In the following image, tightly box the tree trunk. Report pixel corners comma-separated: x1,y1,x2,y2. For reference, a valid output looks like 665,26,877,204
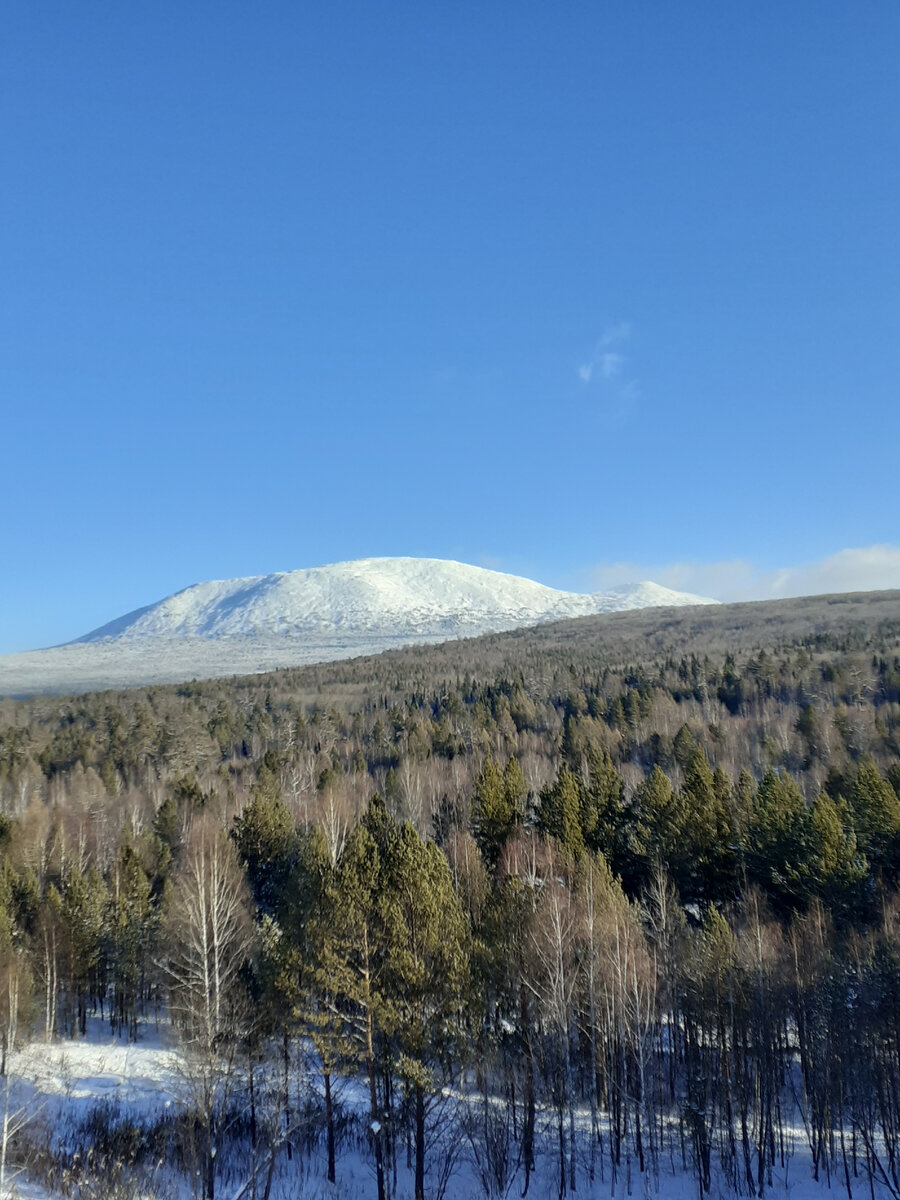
521,983,535,1197
366,1009,386,1200
325,1068,336,1184
205,1129,216,1200
282,1031,292,1161
415,1083,426,1200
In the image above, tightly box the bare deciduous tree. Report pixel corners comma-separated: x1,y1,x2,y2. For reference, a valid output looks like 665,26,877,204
163,817,255,1200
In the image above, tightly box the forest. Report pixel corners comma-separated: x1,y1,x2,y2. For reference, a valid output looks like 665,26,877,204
2,589,900,1199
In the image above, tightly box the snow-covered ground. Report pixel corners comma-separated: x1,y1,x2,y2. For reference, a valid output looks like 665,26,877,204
0,558,717,696
9,1021,180,1124
3,1020,889,1200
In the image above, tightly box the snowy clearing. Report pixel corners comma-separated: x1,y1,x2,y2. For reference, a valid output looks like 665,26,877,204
3,1019,892,1200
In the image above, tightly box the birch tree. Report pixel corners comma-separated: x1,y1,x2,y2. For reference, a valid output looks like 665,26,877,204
164,817,255,1200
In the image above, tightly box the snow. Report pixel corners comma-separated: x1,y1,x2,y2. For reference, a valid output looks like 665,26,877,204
74,559,716,643
8,1026,180,1138
4,1020,894,1200
0,558,717,696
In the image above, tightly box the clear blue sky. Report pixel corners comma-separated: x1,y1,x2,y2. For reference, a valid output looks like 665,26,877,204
2,2,899,652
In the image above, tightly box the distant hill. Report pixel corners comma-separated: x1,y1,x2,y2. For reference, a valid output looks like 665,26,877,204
199,586,900,711
0,557,715,696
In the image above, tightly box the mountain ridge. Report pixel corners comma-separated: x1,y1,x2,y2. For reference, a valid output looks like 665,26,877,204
1,557,718,696
73,557,715,644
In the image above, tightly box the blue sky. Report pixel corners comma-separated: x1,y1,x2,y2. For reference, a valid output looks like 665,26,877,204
2,2,899,652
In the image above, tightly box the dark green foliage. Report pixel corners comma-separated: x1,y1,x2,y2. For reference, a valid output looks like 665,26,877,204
232,788,296,918
537,767,585,856
681,750,737,902
629,764,679,890
745,772,820,913
810,790,867,914
471,756,526,869
849,758,900,877
581,747,626,863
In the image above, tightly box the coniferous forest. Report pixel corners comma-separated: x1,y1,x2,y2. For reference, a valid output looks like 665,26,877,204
3,590,900,1198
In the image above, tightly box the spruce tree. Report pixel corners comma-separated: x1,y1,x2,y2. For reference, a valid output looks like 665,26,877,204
232,786,296,919
629,765,682,894
680,750,736,902
108,843,153,1036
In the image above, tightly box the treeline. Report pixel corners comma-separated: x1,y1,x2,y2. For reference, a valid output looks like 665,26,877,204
3,622,900,826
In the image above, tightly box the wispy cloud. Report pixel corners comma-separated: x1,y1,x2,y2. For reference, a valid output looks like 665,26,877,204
578,323,639,413
601,352,623,378
588,544,900,602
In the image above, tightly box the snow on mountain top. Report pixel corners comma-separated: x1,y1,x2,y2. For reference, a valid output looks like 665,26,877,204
74,557,717,644
0,559,717,695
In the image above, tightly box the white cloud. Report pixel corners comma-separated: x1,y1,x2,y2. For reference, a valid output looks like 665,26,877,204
578,323,639,412
588,545,900,602
599,321,631,347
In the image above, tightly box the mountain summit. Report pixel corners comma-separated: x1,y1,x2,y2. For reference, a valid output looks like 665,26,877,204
0,558,717,695
76,557,714,643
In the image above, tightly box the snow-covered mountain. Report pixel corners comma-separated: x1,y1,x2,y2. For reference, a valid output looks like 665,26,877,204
75,558,713,642
0,558,718,696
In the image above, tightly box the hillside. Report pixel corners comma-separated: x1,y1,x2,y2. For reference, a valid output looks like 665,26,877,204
3,587,900,1200
0,557,714,695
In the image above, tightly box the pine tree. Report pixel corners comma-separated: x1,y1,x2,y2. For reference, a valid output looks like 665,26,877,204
153,792,181,876
108,844,152,1036
59,866,107,1035
809,791,867,915
538,767,586,857
629,765,683,894
380,822,470,1200
471,756,526,870
267,825,332,1177
232,786,296,919
312,807,390,1200
850,758,900,879
680,750,736,902
745,771,817,913
581,747,626,867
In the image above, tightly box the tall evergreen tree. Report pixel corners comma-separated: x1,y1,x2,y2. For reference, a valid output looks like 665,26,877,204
312,809,390,1200
108,844,152,1036
232,787,296,919
581,747,626,867
745,771,818,913
680,750,736,902
380,821,470,1200
809,790,867,915
629,765,683,894
850,758,900,879
471,757,526,871
538,767,586,857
